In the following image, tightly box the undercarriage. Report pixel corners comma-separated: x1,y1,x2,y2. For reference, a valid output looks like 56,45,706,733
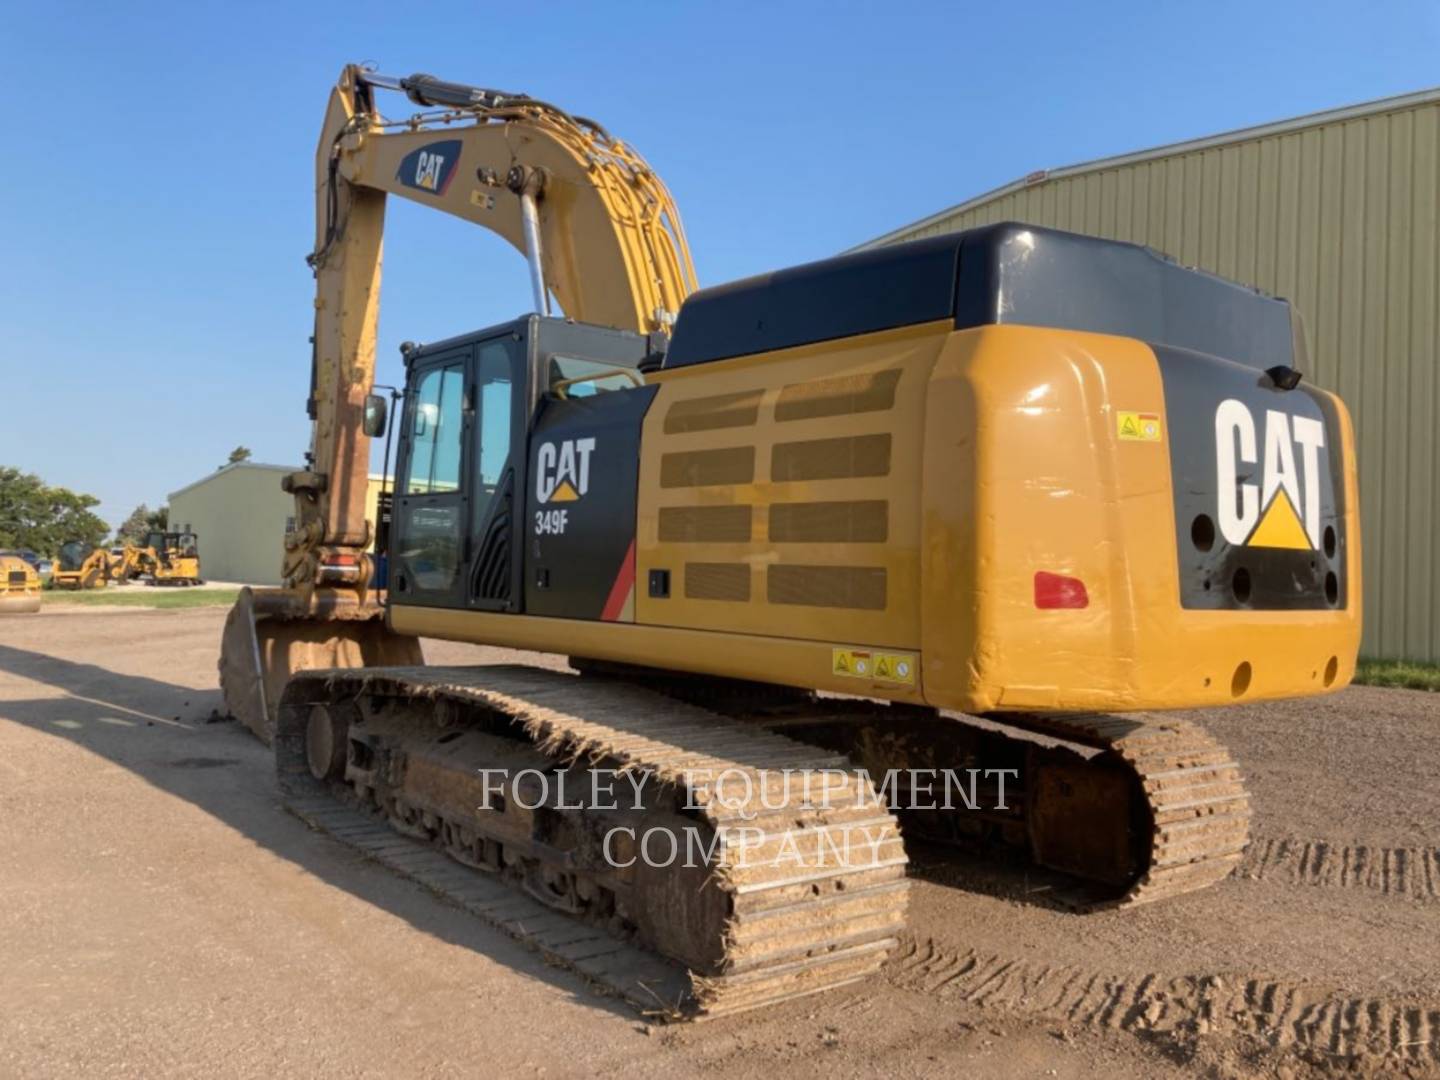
269,658,1249,1017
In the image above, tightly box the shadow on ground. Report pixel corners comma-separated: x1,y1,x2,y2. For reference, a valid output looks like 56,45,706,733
0,640,632,1021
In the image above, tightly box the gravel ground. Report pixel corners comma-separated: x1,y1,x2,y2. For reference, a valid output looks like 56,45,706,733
0,606,1435,1078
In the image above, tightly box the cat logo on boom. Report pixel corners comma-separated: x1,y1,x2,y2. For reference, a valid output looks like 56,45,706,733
1214,399,1326,551
396,140,462,196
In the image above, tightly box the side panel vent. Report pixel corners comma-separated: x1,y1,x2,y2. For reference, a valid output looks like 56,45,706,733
769,501,888,543
659,505,753,543
660,447,756,488
767,565,887,610
775,369,901,422
664,390,763,433
685,562,752,601
772,434,891,482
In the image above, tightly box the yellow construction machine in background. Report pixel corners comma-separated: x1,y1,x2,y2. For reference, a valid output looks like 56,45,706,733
47,531,204,591
142,530,203,586
49,541,111,590
0,553,42,612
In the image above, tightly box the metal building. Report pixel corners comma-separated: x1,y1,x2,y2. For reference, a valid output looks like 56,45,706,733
859,88,1440,663
169,463,391,585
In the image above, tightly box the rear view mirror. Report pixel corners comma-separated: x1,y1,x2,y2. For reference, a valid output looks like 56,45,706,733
363,393,389,437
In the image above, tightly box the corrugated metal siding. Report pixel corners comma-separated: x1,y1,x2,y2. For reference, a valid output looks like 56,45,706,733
169,467,391,586
876,100,1440,661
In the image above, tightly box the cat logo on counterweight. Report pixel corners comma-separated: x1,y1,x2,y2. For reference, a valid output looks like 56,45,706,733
1214,399,1325,550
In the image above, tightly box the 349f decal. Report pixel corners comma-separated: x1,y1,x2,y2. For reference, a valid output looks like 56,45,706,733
534,437,597,535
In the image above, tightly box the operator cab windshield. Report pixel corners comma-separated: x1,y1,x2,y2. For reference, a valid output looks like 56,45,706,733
58,541,92,571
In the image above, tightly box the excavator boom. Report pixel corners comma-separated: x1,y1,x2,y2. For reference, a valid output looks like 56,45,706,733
220,65,698,741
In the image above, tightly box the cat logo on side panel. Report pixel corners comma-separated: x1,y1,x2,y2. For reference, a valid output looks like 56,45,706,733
535,438,596,505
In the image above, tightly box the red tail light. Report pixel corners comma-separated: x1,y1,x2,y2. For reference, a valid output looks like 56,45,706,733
1034,571,1089,609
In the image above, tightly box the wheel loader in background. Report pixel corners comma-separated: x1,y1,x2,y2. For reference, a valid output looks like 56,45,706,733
218,65,1361,1017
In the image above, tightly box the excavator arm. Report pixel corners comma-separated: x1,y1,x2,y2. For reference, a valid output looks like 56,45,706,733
292,64,695,597
220,64,697,742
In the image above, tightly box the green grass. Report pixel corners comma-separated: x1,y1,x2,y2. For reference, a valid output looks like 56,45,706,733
1352,657,1440,692
43,586,241,610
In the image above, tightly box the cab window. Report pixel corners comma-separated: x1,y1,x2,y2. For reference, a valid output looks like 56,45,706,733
548,355,637,398
406,363,465,494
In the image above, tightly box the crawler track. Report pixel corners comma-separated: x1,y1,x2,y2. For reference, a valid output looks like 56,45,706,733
993,712,1252,907
275,665,908,1018
642,681,1254,909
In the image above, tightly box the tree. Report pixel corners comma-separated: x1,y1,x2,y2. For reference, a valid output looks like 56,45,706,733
0,467,110,555
224,446,252,468
117,504,154,545
146,505,169,532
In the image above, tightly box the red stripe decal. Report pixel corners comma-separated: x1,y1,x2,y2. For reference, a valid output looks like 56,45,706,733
600,540,637,621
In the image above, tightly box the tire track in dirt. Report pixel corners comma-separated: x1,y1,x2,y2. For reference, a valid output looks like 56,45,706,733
1238,836,1440,901
886,935,1440,1068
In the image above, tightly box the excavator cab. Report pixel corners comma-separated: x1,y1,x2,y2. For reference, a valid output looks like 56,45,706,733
384,315,653,615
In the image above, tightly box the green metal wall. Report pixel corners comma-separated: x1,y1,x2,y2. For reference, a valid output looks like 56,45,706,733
870,96,1440,661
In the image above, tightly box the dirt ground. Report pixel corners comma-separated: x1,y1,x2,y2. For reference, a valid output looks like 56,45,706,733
0,607,1436,1078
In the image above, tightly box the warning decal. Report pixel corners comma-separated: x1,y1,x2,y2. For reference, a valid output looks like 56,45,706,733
1117,411,1163,442
832,648,917,686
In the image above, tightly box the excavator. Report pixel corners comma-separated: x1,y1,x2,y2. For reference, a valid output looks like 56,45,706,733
142,529,203,586
108,543,149,584
105,532,203,587
219,65,1361,1017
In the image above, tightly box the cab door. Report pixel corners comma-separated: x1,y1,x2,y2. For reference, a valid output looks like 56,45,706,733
391,335,525,611
392,347,473,608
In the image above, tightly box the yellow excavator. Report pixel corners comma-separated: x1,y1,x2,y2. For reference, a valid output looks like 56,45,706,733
102,533,202,587
142,529,203,586
219,66,1361,1017
108,543,149,584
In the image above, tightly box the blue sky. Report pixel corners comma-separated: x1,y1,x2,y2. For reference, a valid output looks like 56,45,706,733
2,0,1436,529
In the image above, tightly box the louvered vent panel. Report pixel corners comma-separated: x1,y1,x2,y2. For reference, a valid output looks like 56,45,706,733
685,562,752,601
771,435,891,482
769,501,888,543
660,447,756,488
659,505,753,543
767,565,887,610
774,369,901,421
664,390,763,433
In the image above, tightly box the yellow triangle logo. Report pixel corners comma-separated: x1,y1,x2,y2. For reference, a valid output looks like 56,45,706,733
1246,489,1311,550
833,651,850,675
549,480,580,503
1120,416,1139,437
